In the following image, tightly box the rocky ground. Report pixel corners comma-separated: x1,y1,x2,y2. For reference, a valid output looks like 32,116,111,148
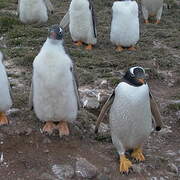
0,0,180,180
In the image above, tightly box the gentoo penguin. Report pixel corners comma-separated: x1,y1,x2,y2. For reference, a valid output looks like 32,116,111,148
0,51,12,126
141,0,164,24
60,0,97,50
29,25,81,136
110,0,139,52
18,0,54,24
95,66,163,173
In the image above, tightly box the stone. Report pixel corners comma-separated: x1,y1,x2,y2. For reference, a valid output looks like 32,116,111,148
167,163,178,174
132,164,143,174
97,173,110,180
39,172,58,180
75,157,98,179
165,150,177,157
83,97,100,109
43,137,52,144
52,164,74,179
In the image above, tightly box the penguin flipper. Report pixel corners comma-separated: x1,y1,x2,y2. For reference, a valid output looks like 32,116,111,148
8,79,13,103
60,11,70,29
149,91,163,131
29,80,34,111
88,0,97,38
95,91,115,133
71,63,81,110
44,0,54,13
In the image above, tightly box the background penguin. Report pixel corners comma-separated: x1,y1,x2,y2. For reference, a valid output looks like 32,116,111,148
0,51,12,126
60,0,97,50
29,25,81,136
141,0,164,24
18,0,54,24
110,0,139,52
95,66,163,173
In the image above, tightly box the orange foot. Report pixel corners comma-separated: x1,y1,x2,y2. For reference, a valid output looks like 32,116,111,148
42,121,56,135
120,154,132,173
155,20,160,24
57,121,70,137
128,46,136,51
144,20,149,24
85,44,92,50
131,147,145,161
74,41,83,46
116,46,123,52
0,112,9,126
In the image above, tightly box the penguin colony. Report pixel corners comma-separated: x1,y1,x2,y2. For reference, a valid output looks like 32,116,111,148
0,0,165,174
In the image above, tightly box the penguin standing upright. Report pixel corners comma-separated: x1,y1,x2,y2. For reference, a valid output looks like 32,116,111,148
0,51,12,126
18,0,54,24
141,0,164,24
110,0,139,52
60,0,97,50
95,66,163,173
29,25,80,136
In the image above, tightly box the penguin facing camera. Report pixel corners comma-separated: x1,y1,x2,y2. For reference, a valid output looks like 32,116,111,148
18,0,54,24
29,25,81,137
95,66,163,173
60,0,97,50
110,0,139,52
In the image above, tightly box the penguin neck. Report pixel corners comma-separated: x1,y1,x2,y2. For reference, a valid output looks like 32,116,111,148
122,77,143,87
46,38,65,51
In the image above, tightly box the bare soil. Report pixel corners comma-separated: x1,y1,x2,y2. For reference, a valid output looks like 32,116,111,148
0,0,180,180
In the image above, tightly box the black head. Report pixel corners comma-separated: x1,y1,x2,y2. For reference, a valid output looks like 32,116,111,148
48,25,63,40
124,66,146,86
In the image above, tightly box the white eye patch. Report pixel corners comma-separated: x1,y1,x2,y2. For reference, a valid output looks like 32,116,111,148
130,66,145,75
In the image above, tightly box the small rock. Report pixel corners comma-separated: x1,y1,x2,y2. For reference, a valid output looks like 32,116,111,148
99,80,108,89
167,163,178,174
52,164,74,179
25,128,32,136
176,111,180,120
175,158,180,162
44,149,49,153
150,177,158,180
165,150,177,157
75,157,98,179
159,177,166,180
83,97,100,109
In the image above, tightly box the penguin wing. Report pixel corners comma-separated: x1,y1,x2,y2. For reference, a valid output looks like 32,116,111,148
88,0,97,38
29,79,34,111
8,79,13,102
44,0,54,13
59,11,70,29
71,63,81,110
95,91,115,133
149,91,163,131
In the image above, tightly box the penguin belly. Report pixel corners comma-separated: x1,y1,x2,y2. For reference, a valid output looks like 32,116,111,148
19,0,48,23
69,0,97,45
142,0,163,15
0,63,12,112
33,42,78,122
110,1,139,47
109,82,152,152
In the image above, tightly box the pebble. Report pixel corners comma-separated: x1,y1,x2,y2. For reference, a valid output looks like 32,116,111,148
132,164,144,174
75,157,98,179
97,173,109,180
83,97,100,109
43,137,52,144
167,163,178,174
165,150,177,157
39,172,58,180
52,164,74,179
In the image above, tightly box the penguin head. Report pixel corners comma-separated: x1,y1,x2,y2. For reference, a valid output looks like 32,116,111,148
48,25,63,40
124,66,146,86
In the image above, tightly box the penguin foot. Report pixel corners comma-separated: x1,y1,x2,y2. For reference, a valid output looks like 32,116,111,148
42,121,56,135
155,20,160,24
85,44,92,50
57,121,69,137
144,20,149,24
128,46,136,51
119,154,132,173
74,41,83,46
131,148,145,162
0,112,8,126
116,46,123,52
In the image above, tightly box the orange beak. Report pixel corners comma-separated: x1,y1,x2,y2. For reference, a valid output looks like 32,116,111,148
138,78,145,84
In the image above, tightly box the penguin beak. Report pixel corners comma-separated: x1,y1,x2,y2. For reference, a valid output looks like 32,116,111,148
50,32,57,39
138,78,145,84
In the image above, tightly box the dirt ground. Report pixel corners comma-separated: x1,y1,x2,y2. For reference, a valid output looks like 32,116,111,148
0,0,180,180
